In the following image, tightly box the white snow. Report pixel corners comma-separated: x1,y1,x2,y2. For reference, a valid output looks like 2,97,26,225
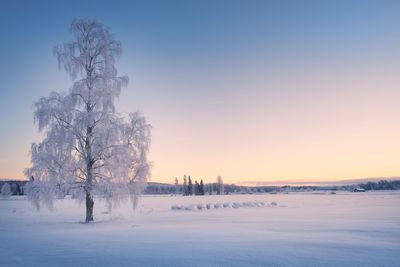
0,191,399,266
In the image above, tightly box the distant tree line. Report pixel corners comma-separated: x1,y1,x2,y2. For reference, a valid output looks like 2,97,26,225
358,180,400,190
145,176,225,195
1,179,400,197
143,179,400,195
182,175,223,196
0,181,27,196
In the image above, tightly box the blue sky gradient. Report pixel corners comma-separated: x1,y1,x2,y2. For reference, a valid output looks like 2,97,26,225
1,0,399,182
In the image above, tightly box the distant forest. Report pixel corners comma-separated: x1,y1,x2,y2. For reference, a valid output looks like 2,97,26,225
144,179,400,195
1,179,400,196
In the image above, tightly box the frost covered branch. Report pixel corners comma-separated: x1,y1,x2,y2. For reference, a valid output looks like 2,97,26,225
25,19,151,222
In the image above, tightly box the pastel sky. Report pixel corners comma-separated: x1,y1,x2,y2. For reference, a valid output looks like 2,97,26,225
0,0,399,184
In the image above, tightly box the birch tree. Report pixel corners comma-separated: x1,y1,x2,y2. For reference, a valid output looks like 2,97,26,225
1,183,11,199
24,19,151,222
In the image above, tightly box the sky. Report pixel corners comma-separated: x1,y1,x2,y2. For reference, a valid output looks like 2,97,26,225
0,0,399,184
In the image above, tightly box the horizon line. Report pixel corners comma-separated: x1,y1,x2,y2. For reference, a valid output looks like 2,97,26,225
2,176,400,186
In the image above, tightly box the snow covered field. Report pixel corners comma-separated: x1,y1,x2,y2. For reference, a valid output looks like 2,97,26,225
0,192,399,266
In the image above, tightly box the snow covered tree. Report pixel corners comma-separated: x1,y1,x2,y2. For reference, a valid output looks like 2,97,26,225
188,176,193,195
174,177,179,195
183,175,187,196
11,183,22,195
1,183,12,199
24,19,151,222
194,181,200,195
217,176,224,195
200,180,204,195
208,184,213,195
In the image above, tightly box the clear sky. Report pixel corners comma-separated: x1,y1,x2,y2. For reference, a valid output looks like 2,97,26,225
0,0,399,184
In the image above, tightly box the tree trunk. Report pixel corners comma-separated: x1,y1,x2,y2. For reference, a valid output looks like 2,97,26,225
85,191,94,223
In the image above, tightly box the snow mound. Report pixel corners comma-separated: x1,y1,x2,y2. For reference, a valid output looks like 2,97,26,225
197,204,205,210
183,205,195,211
232,202,241,208
214,203,222,209
171,205,183,210
171,201,272,211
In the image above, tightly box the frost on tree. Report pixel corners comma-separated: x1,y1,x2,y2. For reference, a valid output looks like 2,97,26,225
1,183,12,199
24,19,151,222
217,176,224,195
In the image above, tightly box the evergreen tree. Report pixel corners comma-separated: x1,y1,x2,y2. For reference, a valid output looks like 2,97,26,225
217,176,224,195
183,175,187,196
200,180,204,195
188,176,193,195
195,181,200,195
174,177,179,195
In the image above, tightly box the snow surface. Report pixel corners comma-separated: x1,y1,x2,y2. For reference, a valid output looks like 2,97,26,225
0,191,399,266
